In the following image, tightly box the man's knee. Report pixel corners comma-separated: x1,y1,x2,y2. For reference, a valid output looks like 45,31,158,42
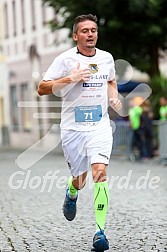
92,164,107,182
72,172,87,190
93,170,106,182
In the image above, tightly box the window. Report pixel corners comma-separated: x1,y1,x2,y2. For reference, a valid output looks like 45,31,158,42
20,83,32,131
42,3,46,26
12,0,17,36
4,3,9,38
0,98,5,125
10,85,19,131
21,0,25,33
31,0,36,30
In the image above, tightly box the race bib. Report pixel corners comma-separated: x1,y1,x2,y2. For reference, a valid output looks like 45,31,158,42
74,105,102,123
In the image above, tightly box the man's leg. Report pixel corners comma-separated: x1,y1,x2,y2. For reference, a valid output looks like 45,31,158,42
63,171,87,221
91,163,110,251
61,130,88,221
92,163,109,231
68,171,87,197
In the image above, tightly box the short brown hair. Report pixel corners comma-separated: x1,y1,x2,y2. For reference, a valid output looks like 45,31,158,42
73,14,98,33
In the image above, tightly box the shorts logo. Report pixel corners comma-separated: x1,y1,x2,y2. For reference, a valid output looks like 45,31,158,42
97,204,104,211
89,64,99,74
67,162,71,169
98,153,109,160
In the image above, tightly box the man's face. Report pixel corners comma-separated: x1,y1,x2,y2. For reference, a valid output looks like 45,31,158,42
160,97,166,106
73,20,98,49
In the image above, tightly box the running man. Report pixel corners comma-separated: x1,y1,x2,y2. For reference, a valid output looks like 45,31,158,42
38,14,122,252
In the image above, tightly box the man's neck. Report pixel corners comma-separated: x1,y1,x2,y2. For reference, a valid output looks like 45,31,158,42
77,47,96,57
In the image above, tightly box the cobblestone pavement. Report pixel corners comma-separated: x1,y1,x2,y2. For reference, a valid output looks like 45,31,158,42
0,148,167,252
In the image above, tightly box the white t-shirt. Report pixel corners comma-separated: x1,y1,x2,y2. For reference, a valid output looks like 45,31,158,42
43,47,115,131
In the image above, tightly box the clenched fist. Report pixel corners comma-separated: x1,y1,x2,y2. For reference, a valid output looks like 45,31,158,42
109,98,122,111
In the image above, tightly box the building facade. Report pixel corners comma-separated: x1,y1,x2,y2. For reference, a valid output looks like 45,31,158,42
0,1,10,147
1,0,71,149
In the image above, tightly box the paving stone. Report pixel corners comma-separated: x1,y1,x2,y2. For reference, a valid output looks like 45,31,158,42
0,149,167,251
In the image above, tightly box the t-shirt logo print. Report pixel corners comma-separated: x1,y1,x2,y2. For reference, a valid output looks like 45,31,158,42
89,64,99,74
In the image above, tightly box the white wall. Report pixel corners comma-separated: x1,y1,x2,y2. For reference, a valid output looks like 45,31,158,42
0,1,10,146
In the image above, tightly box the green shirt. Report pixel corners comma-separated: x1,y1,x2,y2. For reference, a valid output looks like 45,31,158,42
129,106,142,130
159,105,167,121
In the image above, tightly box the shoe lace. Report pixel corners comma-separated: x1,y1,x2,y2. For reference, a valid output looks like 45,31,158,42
95,224,107,240
96,224,104,234
66,195,76,210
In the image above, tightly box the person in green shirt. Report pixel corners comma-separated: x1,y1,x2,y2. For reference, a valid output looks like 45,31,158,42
159,97,167,121
129,98,143,159
129,106,143,130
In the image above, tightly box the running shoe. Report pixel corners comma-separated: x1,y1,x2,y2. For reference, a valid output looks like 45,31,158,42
63,188,78,221
91,230,109,252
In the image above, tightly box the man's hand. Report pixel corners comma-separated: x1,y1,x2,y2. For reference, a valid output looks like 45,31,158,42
69,63,91,83
109,98,122,111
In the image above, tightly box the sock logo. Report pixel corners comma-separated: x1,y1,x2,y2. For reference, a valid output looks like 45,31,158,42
97,204,104,211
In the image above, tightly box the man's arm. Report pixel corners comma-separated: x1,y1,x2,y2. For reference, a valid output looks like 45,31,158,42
38,77,72,96
38,63,91,96
108,79,118,98
108,79,122,111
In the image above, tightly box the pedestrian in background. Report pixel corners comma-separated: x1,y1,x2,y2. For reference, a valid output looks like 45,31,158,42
38,14,122,252
159,97,167,121
128,97,143,160
140,100,154,159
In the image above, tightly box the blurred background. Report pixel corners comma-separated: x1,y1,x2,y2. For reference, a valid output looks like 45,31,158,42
0,0,167,162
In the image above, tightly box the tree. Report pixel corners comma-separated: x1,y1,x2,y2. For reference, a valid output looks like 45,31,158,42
42,0,167,78
150,74,167,118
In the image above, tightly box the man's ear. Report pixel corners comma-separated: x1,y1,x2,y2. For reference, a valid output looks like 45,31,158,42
73,33,78,42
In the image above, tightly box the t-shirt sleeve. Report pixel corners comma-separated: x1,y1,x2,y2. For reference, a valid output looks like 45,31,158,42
108,54,116,81
43,56,66,81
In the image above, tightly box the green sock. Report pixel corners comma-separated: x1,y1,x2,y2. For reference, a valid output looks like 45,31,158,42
68,176,78,197
94,181,109,231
